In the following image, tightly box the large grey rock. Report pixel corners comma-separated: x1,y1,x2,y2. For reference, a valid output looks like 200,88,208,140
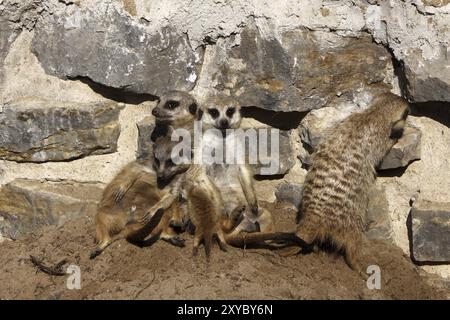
0,97,122,162
379,126,422,170
198,20,391,112
402,50,450,103
31,2,203,97
410,200,450,263
0,179,103,239
366,0,450,103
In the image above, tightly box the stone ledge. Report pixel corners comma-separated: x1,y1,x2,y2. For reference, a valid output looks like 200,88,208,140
0,97,122,162
0,178,103,239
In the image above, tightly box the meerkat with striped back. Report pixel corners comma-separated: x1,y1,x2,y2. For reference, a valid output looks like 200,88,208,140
293,92,410,275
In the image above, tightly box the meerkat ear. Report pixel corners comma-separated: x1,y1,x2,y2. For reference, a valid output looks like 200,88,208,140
188,103,198,115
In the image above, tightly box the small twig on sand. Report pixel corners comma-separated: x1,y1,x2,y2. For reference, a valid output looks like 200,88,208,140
30,255,68,276
134,271,156,299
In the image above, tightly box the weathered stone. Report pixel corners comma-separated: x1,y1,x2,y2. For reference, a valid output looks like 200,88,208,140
403,56,450,103
0,179,103,239
0,0,44,31
421,0,450,7
0,15,19,87
366,0,450,103
252,129,295,176
379,126,422,170
365,185,393,241
275,182,303,208
31,2,203,97
136,116,155,160
0,97,122,162
410,200,450,263
198,20,390,112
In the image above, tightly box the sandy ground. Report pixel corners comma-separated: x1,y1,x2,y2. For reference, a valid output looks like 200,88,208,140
0,202,448,300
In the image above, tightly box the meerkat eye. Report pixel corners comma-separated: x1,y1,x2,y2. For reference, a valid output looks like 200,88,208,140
208,108,219,119
226,107,235,117
165,100,180,110
154,157,160,167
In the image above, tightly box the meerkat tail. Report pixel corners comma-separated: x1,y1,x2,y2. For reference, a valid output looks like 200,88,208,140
225,231,307,248
203,230,214,261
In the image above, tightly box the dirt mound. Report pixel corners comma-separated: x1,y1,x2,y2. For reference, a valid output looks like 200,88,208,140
0,202,446,299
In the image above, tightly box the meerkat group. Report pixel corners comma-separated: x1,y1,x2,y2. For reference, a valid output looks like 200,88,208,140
91,89,409,276
92,91,297,260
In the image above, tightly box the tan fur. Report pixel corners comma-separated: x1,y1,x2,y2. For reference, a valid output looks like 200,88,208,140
184,165,228,260
295,92,410,275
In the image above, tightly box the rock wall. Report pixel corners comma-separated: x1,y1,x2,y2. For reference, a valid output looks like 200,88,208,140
0,0,449,278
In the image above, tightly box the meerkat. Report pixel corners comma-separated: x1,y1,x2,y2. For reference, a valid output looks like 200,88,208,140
293,92,409,274
90,138,190,259
199,94,275,236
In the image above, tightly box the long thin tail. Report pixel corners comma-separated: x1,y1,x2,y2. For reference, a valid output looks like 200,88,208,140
224,231,308,248
203,230,213,262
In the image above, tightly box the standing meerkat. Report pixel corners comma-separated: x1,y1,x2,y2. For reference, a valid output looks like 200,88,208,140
199,94,275,235
294,92,409,274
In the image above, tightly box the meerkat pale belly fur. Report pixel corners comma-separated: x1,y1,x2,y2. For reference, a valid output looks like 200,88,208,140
295,92,410,273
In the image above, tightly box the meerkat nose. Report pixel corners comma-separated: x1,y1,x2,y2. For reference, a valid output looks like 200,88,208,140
219,119,229,128
152,108,159,116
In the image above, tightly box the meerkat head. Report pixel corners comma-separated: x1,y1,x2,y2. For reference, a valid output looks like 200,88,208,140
202,94,241,130
151,91,201,127
152,136,190,187
374,93,410,140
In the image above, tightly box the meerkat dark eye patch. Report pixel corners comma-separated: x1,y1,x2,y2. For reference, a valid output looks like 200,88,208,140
188,103,198,115
402,108,410,120
166,159,175,167
390,120,405,139
226,107,235,117
208,108,219,119
165,100,180,110
154,157,160,167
